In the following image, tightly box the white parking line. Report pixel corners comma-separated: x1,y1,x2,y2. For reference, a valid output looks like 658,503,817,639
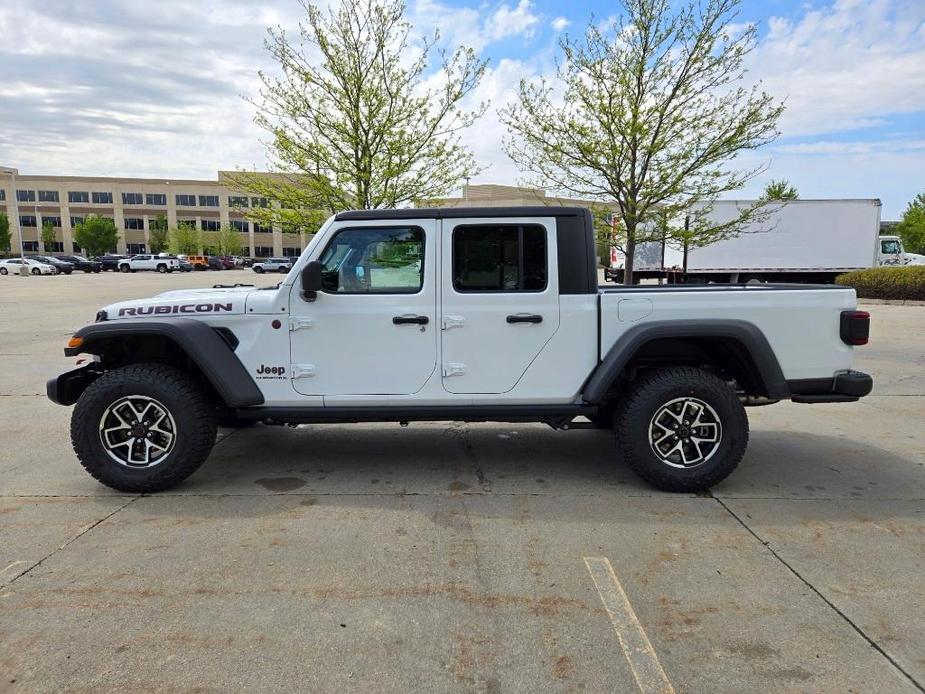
0,561,28,578
584,556,675,694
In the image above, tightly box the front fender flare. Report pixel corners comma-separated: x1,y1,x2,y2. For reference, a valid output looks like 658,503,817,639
63,319,264,408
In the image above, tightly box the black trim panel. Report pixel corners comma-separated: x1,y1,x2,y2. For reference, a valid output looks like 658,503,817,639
63,319,264,408
789,370,873,403
235,404,593,424
556,209,597,295
46,364,103,406
582,319,789,402
335,206,589,221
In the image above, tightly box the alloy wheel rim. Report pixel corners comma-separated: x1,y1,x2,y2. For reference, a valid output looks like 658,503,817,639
647,397,722,469
98,395,176,468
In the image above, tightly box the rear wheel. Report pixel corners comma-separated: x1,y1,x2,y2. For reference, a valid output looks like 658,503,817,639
614,366,748,492
71,364,218,493
0,267,7,275
254,266,264,274
119,264,130,273
278,266,288,273
31,267,40,275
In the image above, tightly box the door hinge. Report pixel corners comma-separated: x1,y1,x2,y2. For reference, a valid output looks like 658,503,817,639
442,315,466,330
443,363,466,377
291,364,316,379
289,317,314,331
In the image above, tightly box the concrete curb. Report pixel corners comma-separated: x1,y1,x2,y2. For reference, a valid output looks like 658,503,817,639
859,299,925,306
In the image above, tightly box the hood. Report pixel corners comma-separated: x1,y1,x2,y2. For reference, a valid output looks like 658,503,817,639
101,285,257,320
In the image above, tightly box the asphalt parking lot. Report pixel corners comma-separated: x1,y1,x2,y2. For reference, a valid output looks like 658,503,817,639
0,271,923,693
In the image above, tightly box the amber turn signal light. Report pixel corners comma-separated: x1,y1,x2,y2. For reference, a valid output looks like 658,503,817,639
67,336,84,349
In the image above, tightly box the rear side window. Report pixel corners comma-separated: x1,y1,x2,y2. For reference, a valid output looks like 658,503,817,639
319,226,424,294
452,224,546,292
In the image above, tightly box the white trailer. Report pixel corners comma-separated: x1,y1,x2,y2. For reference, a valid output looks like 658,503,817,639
610,199,885,283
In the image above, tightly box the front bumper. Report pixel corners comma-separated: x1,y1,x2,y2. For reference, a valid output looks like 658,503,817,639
46,365,102,406
788,370,873,404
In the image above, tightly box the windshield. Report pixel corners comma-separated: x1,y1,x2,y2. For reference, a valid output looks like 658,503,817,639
881,239,902,254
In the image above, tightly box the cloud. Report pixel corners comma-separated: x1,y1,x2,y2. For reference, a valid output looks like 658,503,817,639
411,0,540,52
550,16,570,32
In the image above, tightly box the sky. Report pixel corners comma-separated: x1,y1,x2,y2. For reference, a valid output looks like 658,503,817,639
0,0,923,219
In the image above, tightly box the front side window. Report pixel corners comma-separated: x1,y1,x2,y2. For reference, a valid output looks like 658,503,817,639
881,239,901,254
318,227,424,294
452,224,547,292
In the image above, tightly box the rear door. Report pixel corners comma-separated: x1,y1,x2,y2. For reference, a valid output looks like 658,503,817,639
440,217,559,394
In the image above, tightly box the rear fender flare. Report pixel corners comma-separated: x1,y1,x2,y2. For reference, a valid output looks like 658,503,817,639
582,319,789,403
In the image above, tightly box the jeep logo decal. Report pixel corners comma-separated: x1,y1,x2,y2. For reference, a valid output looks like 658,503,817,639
255,364,287,380
118,303,233,317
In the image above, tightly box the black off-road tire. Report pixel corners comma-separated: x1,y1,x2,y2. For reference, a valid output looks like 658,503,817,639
614,366,749,492
71,364,218,493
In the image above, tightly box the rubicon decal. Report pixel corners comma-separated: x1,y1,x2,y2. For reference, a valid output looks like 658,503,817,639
118,303,234,317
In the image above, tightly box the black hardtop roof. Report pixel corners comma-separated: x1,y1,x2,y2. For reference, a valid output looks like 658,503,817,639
335,206,590,221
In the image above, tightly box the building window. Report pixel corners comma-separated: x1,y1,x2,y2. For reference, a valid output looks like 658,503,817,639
91,192,113,204
175,194,197,206
282,247,301,257
240,247,251,257
254,222,272,234
452,224,547,292
122,192,143,205
254,246,273,257
123,217,144,230
0,189,5,201
43,215,62,228
72,243,81,253
229,195,248,208
17,190,36,202
50,241,64,253
145,193,167,206
198,195,219,207
38,190,59,203
70,216,84,227
177,219,196,230
127,243,147,254
23,241,39,252
68,191,90,203
230,220,249,233
251,197,269,208
318,227,424,294
200,219,221,231
19,215,37,227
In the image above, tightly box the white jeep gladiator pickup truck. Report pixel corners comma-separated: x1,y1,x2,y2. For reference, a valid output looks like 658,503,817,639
48,207,872,493
119,254,180,274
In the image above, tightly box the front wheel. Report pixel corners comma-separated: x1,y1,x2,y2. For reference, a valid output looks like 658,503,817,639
70,364,218,493
156,264,167,273
119,264,130,273
614,366,748,492
254,266,264,274
278,266,288,273
32,267,41,275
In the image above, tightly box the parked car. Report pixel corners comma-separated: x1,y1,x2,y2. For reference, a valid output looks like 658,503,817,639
96,255,128,272
49,205,874,493
252,257,293,274
177,258,194,272
0,258,56,275
206,256,226,271
58,255,102,273
219,256,237,270
118,255,180,273
185,255,210,270
29,255,75,275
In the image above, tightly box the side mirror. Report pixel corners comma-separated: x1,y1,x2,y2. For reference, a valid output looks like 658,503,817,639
301,260,323,302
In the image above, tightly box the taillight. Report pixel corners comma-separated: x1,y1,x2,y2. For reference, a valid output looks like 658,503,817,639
840,310,870,346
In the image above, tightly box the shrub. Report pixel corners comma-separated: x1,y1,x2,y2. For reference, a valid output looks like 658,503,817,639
835,266,925,300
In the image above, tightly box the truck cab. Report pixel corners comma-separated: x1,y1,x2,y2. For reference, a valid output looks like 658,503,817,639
49,207,873,495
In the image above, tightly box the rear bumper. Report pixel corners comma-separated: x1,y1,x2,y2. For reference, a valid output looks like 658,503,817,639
788,370,873,403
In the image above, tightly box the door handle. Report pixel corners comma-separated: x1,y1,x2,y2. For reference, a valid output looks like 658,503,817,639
506,314,543,324
393,315,429,325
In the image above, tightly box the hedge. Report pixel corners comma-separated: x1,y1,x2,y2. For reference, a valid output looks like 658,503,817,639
835,265,925,300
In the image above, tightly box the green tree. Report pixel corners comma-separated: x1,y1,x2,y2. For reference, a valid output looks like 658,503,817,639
895,192,925,255
226,0,487,226
0,213,10,253
73,215,120,257
168,225,202,255
203,226,244,256
502,0,783,283
41,220,57,252
149,214,169,253
763,179,799,200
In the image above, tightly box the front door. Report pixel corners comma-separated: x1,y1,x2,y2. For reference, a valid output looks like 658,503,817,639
289,221,437,396
440,217,560,394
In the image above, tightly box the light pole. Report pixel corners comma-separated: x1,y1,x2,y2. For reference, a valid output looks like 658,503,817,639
0,167,29,276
